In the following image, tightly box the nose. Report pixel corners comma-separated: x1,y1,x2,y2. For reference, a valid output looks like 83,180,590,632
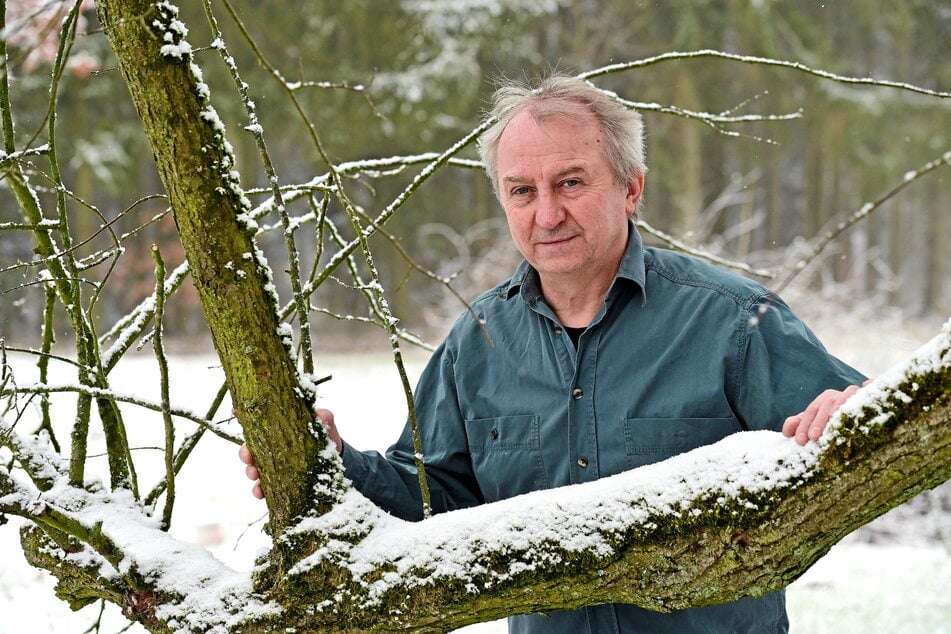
534,189,566,230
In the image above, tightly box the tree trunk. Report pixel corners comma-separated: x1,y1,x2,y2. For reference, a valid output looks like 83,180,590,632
94,0,343,545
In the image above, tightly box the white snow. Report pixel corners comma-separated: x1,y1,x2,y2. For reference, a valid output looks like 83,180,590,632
288,430,821,607
1,319,948,633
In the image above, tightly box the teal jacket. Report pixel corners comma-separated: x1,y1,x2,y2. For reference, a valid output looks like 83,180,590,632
343,224,865,633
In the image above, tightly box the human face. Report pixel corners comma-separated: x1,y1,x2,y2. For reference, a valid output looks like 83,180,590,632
495,109,643,289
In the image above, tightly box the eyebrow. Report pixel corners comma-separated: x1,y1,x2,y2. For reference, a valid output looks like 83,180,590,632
501,164,588,185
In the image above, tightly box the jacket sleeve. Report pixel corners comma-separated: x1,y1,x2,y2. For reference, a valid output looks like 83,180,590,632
341,342,484,521
732,294,867,431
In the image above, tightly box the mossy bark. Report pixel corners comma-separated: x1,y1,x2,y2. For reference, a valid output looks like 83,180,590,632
237,363,951,633
94,0,341,543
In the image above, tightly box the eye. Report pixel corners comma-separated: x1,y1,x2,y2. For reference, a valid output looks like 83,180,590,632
561,178,581,188
510,185,533,197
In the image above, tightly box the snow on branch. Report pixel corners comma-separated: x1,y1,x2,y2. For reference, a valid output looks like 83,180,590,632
580,50,951,99
635,219,774,279
0,429,277,631
3,381,241,444
823,318,951,450
269,321,951,626
772,150,950,296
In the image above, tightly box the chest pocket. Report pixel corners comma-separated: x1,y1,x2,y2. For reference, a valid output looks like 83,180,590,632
623,417,741,469
465,415,547,503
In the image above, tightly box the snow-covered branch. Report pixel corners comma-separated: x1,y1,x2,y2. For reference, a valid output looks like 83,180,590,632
5,321,947,632
772,150,951,296
580,50,951,99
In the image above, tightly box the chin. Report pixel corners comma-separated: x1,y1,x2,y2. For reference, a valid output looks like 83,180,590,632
536,260,587,277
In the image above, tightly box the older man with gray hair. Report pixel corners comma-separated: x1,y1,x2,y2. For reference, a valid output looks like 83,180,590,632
243,74,865,633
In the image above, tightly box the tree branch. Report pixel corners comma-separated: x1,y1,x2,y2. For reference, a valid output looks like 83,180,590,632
6,322,947,633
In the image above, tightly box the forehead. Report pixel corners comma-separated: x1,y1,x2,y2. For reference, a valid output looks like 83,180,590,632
497,109,606,173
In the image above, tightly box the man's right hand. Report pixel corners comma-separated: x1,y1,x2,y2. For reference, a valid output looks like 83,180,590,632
237,408,343,500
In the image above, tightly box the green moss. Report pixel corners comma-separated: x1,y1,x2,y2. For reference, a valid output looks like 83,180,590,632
822,361,951,467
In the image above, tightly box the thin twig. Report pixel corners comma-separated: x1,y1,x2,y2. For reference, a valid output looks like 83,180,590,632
151,245,175,529
200,0,316,377
635,220,774,279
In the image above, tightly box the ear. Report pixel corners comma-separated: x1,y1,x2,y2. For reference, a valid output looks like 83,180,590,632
625,172,645,217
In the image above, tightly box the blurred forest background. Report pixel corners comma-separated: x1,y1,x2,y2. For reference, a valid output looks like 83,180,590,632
1,0,948,351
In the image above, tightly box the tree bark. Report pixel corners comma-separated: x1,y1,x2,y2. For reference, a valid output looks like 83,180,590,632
95,0,343,540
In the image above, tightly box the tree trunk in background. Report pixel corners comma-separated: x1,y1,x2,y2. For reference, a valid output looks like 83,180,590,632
926,176,947,314
673,75,703,235
887,198,905,307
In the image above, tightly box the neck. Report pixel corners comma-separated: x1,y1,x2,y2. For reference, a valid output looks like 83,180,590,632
540,265,618,328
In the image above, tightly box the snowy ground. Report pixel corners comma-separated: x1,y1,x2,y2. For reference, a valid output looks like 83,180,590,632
1,318,948,633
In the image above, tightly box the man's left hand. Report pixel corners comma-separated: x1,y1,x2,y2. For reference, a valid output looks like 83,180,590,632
782,380,871,445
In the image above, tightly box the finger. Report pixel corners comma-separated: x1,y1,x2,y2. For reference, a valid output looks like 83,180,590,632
794,409,816,445
783,414,814,443
782,415,801,438
245,464,260,481
314,408,343,454
807,385,860,440
251,482,264,500
806,416,830,441
796,391,825,431
798,385,857,441
238,443,251,465
806,401,838,441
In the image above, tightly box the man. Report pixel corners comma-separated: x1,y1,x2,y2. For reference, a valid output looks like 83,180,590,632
242,75,866,632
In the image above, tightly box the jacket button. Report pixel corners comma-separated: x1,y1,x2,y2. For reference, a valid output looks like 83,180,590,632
490,428,499,440
577,456,589,468
572,387,583,399
554,326,563,336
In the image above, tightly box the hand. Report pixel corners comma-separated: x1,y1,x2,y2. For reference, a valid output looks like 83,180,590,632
782,380,871,445
314,408,343,455
237,408,343,500
238,443,264,500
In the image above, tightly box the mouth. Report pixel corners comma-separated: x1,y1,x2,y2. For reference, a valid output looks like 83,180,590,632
537,234,576,247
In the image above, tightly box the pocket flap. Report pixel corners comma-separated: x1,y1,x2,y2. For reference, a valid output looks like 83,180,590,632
624,417,740,456
465,414,539,454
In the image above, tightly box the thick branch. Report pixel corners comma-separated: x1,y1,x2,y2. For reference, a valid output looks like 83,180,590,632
261,326,950,632
6,323,948,633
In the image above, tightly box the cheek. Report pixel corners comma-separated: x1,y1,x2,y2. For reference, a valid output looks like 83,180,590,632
503,209,532,242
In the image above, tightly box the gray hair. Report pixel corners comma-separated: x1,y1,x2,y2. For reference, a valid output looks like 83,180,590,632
477,75,647,196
